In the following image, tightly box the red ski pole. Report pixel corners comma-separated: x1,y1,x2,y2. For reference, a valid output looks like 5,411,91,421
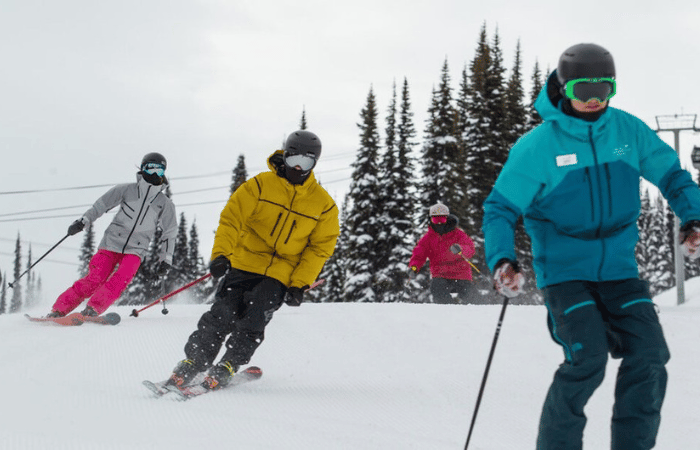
130,273,212,317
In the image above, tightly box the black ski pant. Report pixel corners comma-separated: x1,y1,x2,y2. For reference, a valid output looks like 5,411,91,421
537,278,670,450
430,277,475,304
184,268,286,369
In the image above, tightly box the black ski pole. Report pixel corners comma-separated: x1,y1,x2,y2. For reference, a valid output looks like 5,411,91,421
9,234,70,288
464,295,509,450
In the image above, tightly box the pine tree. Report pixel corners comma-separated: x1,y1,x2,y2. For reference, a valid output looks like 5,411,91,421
78,224,96,277
24,246,35,309
462,24,510,300
636,187,653,282
374,80,418,302
188,219,212,303
504,40,527,147
167,213,190,291
299,107,308,130
420,59,470,223
648,197,674,294
0,271,5,315
313,195,349,303
344,87,382,302
230,154,248,195
525,60,545,130
10,234,22,313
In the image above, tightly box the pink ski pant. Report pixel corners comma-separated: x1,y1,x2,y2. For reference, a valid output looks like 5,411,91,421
53,249,141,315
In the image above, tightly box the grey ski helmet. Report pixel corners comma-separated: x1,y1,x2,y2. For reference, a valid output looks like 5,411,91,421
284,130,322,159
556,43,615,86
141,152,167,171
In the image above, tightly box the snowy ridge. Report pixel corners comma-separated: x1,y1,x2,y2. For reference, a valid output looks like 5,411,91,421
1,284,699,449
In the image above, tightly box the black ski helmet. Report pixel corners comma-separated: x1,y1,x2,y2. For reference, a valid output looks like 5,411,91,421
556,43,615,86
284,130,322,159
141,152,167,170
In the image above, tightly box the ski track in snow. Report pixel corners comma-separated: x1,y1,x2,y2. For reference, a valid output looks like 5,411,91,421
1,285,699,449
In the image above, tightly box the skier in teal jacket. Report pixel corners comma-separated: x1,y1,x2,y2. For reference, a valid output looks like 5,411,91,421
483,43,700,450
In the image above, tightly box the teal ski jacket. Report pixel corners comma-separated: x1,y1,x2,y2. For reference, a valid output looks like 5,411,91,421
483,72,700,289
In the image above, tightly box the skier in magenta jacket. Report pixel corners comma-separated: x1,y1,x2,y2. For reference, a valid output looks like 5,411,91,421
408,203,476,304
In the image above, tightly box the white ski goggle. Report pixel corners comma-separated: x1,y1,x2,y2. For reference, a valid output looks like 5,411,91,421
284,153,316,171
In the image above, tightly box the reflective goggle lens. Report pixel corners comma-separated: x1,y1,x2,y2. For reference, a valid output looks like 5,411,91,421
284,153,316,171
431,216,447,224
564,77,616,103
142,163,165,177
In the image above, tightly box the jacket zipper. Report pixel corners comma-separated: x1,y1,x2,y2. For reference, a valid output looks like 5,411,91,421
589,126,606,280
585,167,594,222
604,164,612,217
122,185,153,253
284,220,297,244
270,213,282,236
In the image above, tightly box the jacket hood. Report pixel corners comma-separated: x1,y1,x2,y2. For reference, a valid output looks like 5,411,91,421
534,70,612,140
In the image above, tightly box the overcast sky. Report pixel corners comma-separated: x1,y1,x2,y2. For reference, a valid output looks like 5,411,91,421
2,0,700,301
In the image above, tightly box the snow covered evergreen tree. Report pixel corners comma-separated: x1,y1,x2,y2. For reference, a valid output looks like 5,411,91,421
374,80,418,302
78,224,95,277
313,195,349,303
648,197,674,294
10,235,22,313
636,187,653,281
344,87,382,302
462,25,509,299
419,59,469,223
230,154,248,195
525,60,545,130
24,246,36,309
167,213,190,292
188,219,211,303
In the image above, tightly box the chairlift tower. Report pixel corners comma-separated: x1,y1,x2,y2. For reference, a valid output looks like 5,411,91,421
655,114,699,305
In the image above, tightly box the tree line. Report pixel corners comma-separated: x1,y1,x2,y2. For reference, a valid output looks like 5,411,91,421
1,25,697,313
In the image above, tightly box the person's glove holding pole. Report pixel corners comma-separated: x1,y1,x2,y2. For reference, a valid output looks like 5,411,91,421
285,286,308,307
67,218,87,236
680,220,700,260
407,265,418,280
493,259,524,298
209,255,231,278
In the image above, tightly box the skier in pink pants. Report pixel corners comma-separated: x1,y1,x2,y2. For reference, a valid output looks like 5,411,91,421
48,153,177,318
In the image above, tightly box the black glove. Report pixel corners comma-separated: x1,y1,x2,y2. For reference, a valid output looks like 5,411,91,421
155,261,170,276
449,243,462,255
209,255,231,278
67,218,85,236
285,286,307,307
407,266,418,279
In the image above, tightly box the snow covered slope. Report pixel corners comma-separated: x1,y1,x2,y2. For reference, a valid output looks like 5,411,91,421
1,284,699,449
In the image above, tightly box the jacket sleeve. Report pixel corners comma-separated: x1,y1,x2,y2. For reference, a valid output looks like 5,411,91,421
82,184,129,225
157,199,178,265
409,234,430,270
458,230,476,260
483,140,541,272
291,202,340,288
211,177,260,262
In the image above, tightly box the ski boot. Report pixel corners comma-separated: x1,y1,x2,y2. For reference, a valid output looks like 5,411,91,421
168,359,203,387
80,305,99,317
202,361,239,390
46,310,66,318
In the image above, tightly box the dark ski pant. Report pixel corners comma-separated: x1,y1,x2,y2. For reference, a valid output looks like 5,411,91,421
183,269,286,369
537,279,670,450
430,277,475,304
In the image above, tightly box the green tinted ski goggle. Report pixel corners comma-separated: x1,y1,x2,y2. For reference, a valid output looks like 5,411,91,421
563,77,616,103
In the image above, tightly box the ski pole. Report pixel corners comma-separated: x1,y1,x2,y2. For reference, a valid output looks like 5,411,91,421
9,234,70,288
130,273,212,317
449,244,490,282
464,295,509,449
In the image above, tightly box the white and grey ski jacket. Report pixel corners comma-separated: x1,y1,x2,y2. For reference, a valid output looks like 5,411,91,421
81,174,177,264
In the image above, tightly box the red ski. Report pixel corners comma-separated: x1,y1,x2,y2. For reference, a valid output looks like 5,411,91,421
143,366,263,400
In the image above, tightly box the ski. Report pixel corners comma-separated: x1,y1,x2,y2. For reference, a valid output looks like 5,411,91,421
25,312,121,326
25,313,84,326
143,366,263,401
82,312,121,326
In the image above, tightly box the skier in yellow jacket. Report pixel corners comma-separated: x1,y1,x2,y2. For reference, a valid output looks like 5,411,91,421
166,130,339,390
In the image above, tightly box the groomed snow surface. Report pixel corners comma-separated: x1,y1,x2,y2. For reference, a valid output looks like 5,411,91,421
1,280,699,449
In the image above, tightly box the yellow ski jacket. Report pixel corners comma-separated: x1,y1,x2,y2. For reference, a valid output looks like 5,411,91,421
211,151,339,288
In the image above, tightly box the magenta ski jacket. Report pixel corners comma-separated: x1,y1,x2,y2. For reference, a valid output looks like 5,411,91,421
409,223,476,281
